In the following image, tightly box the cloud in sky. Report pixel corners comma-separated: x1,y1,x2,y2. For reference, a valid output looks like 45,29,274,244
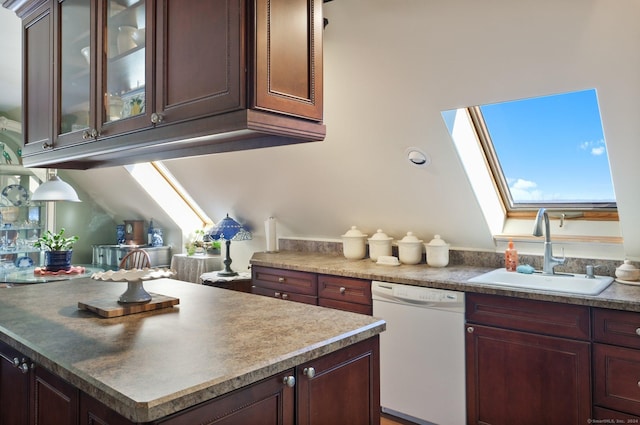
508,178,544,201
579,139,606,156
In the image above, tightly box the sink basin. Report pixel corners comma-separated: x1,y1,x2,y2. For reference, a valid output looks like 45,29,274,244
468,268,614,295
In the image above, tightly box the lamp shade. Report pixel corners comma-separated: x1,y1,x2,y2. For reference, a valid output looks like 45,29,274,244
209,214,252,241
31,176,81,202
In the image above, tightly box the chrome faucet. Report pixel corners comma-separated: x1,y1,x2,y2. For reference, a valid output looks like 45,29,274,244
532,208,565,275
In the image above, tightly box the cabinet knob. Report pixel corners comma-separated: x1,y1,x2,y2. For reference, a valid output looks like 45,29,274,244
150,113,164,124
339,287,346,294
467,326,475,333
635,327,640,336
18,362,30,374
282,293,289,300
42,140,54,150
303,367,316,378
13,357,20,366
283,375,296,387
278,277,285,283
274,292,281,298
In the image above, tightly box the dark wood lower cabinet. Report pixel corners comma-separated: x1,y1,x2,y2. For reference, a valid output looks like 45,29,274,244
297,337,380,425
0,336,379,425
33,367,79,425
466,324,591,425
465,294,591,425
0,340,32,425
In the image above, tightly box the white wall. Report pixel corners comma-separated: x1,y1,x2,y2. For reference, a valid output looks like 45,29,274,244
65,0,640,269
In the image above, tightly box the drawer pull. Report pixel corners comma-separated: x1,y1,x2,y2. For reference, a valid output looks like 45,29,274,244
339,287,346,294
282,293,289,300
278,277,285,283
635,327,640,336
274,292,281,298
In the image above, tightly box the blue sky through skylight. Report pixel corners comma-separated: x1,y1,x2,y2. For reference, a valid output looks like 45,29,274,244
480,89,615,204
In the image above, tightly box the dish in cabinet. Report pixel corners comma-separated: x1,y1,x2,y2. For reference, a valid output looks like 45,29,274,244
1,184,29,206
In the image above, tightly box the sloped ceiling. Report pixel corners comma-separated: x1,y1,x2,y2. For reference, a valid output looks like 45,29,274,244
4,0,640,271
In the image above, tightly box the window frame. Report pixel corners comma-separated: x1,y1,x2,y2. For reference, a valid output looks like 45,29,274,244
467,105,618,219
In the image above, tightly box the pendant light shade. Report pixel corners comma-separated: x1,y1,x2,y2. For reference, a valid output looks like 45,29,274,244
31,176,81,202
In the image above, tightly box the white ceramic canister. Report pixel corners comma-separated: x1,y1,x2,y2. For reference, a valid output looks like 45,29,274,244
368,229,393,262
615,260,640,281
397,232,424,265
341,226,368,260
426,234,449,267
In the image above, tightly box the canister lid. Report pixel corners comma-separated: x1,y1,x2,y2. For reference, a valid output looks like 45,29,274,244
427,235,448,246
369,229,392,241
617,259,638,271
398,231,423,244
342,226,367,238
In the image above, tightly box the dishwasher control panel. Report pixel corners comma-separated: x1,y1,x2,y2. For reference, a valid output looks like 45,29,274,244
372,281,465,311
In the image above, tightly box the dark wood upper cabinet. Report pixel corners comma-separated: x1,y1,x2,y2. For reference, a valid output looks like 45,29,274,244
10,0,325,169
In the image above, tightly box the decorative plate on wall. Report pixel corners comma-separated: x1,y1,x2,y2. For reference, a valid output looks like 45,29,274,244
1,184,29,206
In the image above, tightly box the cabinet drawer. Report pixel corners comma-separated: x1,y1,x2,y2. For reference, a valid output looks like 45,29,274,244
594,343,640,415
593,308,640,349
317,275,371,306
252,266,317,296
318,298,372,315
466,293,590,340
251,285,318,305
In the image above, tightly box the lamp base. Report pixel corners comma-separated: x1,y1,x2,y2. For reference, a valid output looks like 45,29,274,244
217,270,239,277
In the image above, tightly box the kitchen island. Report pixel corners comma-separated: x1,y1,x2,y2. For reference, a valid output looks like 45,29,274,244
0,278,384,423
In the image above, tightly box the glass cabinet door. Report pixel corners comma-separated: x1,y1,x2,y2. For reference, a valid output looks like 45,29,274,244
58,0,91,139
102,0,147,129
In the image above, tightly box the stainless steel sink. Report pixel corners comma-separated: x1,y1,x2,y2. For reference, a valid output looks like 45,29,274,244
468,268,614,295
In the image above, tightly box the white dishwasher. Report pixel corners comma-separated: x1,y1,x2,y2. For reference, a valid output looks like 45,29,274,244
372,281,466,425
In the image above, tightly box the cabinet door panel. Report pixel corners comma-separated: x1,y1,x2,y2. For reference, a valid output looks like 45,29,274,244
297,337,380,425
23,3,53,155
0,341,31,425
253,0,323,120
33,366,79,425
466,324,591,425
594,343,640,416
155,0,243,124
157,370,294,425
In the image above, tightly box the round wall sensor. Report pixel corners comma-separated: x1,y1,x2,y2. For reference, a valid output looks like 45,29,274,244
405,147,431,168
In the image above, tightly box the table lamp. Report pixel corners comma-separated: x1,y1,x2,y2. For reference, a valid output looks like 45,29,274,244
209,214,252,276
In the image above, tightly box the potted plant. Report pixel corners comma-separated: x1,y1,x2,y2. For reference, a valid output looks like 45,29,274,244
185,229,221,256
33,228,79,272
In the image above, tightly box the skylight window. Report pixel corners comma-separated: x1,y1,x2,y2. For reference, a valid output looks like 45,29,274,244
444,89,616,214
124,162,213,235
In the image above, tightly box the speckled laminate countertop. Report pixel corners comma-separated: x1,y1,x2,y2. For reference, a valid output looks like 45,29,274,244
0,278,384,422
250,251,640,312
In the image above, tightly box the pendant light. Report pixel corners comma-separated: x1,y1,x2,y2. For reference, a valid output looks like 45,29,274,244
31,175,81,202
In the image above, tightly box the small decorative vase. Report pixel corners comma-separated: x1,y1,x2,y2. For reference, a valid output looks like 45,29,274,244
45,250,73,272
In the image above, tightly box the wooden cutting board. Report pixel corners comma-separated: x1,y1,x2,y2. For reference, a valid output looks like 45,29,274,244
78,293,179,318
